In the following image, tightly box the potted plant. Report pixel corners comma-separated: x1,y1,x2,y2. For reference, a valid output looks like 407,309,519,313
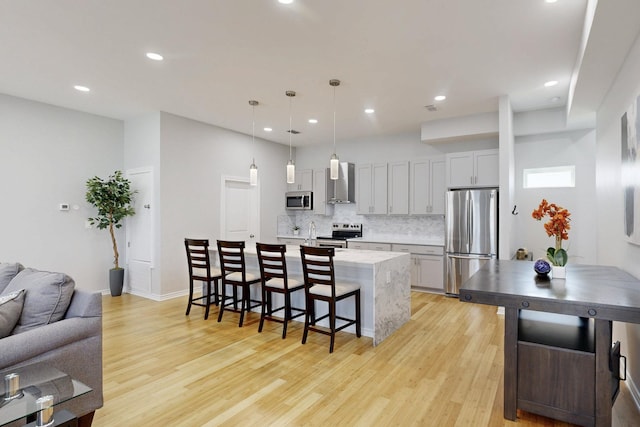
532,199,571,278
292,225,301,236
86,170,136,296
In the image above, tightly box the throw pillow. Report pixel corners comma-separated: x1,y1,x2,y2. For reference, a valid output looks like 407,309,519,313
0,289,25,338
0,262,24,294
4,268,75,334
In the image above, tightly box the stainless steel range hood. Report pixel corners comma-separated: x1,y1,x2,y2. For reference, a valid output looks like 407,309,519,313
326,162,355,204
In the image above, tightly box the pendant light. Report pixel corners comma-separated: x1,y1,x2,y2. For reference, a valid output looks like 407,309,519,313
248,100,259,186
286,90,296,184
329,79,341,180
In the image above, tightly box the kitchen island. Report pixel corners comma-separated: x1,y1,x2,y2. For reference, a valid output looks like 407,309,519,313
209,245,411,346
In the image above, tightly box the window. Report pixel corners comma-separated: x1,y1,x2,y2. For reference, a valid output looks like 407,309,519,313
523,166,575,189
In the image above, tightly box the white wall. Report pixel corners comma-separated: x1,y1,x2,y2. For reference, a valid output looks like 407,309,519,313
0,94,124,293
513,128,597,264
595,30,640,397
499,96,516,260
157,112,291,295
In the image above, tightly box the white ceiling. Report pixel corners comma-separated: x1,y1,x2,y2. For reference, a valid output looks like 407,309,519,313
0,0,613,147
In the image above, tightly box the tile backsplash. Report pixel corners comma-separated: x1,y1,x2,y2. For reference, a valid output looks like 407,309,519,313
277,204,444,240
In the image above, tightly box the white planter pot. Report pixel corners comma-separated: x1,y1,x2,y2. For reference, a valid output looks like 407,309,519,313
293,230,300,236
552,266,566,279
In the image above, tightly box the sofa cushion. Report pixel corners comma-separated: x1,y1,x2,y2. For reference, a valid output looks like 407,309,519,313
0,262,24,294
4,268,75,334
0,289,25,338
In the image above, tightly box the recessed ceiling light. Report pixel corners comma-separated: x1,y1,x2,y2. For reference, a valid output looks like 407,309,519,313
364,108,375,114
146,52,164,61
264,127,273,132
545,0,558,4
278,0,294,4
434,95,446,101
74,85,90,92
550,96,561,103
544,80,558,87
308,119,318,124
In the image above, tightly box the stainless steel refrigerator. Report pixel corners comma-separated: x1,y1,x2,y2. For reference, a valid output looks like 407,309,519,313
445,188,498,295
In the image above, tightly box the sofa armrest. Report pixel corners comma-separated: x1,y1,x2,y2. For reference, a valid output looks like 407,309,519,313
65,289,102,319
0,316,101,369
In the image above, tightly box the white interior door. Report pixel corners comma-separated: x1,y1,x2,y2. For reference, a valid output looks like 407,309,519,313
126,167,153,295
221,176,260,244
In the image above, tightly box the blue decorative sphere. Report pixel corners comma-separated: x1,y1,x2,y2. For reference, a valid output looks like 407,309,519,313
534,259,551,275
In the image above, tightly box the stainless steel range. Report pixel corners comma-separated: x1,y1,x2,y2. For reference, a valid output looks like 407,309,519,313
316,223,362,248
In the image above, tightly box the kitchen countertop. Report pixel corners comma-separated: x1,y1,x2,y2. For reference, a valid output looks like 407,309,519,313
245,244,408,267
346,236,444,246
276,234,445,246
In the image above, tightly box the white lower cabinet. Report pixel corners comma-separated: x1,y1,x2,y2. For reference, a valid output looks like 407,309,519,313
347,241,392,251
277,237,306,245
392,244,444,292
412,254,444,290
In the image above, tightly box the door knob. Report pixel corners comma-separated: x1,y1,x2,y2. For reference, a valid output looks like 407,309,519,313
250,234,255,238
143,204,150,209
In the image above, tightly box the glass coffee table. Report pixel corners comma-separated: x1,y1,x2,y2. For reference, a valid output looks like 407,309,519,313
0,363,91,427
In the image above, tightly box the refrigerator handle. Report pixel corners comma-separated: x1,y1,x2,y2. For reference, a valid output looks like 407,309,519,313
469,197,474,249
466,197,472,249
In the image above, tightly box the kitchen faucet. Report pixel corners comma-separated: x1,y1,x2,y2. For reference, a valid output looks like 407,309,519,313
308,221,317,246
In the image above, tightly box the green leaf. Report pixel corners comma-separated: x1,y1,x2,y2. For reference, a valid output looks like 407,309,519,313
554,249,568,267
546,247,556,264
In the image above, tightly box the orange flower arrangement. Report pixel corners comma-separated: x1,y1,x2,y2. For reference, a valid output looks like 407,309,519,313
532,199,571,266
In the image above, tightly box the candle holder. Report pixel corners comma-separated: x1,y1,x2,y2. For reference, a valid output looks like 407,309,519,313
35,395,55,427
3,373,23,401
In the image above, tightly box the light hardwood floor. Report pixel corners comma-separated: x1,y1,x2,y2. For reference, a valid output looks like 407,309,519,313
94,292,640,426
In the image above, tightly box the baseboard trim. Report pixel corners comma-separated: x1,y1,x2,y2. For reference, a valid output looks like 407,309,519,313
627,374,640,412
99,288,189,301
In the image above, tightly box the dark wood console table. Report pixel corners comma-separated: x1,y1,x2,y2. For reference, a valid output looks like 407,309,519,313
459,260,640,427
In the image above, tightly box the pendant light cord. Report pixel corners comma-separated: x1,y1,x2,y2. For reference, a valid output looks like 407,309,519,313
289,95,293,160
252,103,256,164
333,84,336,155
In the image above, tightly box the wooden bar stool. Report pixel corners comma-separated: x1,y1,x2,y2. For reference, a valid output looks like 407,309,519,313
184,238,222,320
299,246,361,353
256,243,305,338
217,240,262,327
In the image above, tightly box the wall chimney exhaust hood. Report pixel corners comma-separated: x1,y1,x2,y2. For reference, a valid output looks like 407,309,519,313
326,162,355,204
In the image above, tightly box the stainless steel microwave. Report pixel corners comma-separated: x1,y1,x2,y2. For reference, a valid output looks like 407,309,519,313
286,191,313,210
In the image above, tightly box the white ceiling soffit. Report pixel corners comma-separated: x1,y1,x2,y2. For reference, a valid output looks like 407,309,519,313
568,0,640,120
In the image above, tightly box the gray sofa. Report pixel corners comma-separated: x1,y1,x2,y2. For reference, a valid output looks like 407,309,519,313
0,263,103,426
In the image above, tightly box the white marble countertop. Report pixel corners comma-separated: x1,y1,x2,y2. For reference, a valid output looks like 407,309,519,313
347,236,445,246
276,234,307,239
243,245,408,267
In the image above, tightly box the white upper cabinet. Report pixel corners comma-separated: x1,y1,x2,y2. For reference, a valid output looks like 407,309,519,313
446,149,499,188
388,161,409,215
356,163,388,214
410,156,445,215
287,169,313,192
